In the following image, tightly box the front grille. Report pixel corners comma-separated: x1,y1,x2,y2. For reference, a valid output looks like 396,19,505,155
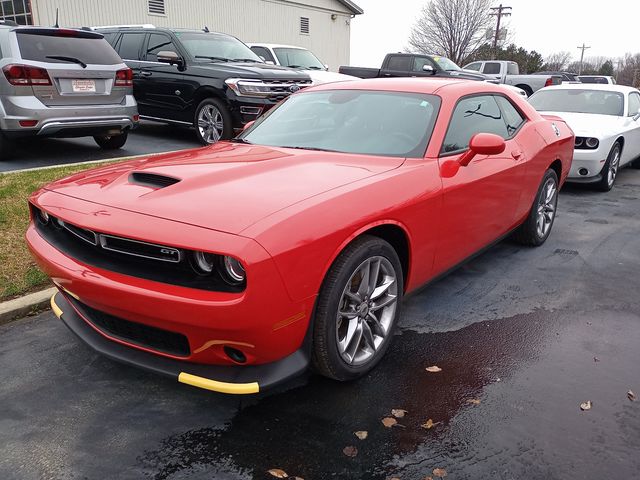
68,296,190,357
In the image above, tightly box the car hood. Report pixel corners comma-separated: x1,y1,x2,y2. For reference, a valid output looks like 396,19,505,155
540,111,624,137
44,143,404,235
190,62,311,81
306,70,358,85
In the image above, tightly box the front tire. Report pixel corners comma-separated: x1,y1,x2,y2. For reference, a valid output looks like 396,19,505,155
312,235,403,381
596,142,621,191
513,169,559,246
94,132,128,150
194,98,233,145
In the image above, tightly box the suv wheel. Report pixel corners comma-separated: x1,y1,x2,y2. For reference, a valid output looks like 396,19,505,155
194,98,233,145
94,132,128,150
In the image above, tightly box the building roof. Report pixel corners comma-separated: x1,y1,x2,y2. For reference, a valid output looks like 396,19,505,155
338,0,363,14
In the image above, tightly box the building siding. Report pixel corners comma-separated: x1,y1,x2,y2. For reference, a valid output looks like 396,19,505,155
29,0,354,70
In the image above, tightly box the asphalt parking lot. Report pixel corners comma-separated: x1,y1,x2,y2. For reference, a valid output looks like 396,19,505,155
1,169,639,480
0,121,201,173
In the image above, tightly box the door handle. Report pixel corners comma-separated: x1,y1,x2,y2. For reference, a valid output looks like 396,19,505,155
511,150,523,160
139,71,152,77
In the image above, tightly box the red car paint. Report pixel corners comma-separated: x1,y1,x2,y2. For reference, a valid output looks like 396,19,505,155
27,78,574,370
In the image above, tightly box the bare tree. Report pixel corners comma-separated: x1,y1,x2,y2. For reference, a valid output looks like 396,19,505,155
542,51,572,71
406,0,493,64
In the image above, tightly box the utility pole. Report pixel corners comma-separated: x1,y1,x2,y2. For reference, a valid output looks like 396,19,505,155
490,4,511,59
577,43,591,75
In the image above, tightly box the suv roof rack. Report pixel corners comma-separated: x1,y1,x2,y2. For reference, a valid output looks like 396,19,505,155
92,24,156,30
0,19,19,26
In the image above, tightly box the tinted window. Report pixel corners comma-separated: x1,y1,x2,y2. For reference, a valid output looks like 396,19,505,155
386,55,411,71
100,32,117,46
529,89,624,116
117,33,145,60
483,62,501,75
243,90,441,158
579,76,608,84
145,33,179,62
629,92,640,116
465,62,482,71
413,56,435,72
273,48,324,69
16,31,121,65
250,46,275,63
495,96,525,136
442,95,509,154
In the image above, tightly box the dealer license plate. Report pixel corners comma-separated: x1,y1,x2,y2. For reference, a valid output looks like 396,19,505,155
71,79,96,93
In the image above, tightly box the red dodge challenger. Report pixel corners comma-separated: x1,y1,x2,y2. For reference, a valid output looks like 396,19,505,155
27,79,574,394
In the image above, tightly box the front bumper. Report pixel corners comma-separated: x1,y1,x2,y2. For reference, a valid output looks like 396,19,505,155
51,292,309,394
566,147,607,183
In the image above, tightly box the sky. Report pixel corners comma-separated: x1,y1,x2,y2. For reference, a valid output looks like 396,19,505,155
350,0,638,68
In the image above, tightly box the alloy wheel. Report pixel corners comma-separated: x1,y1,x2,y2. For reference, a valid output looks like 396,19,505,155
536,177,557,238
197,104,224,144
335,256,398,366
607,148,620,188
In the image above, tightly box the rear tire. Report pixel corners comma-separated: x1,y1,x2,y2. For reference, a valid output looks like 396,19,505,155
513,169,559,246
312,235,403,381
94,132,128,150
194,98,233,145
596,142,621,192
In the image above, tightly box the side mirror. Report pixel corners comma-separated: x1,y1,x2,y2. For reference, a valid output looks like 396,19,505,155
157,50,183,67
458,133,506,166
633,111,640,121
422,64,435,74
242,120,255,131
324,64,329,71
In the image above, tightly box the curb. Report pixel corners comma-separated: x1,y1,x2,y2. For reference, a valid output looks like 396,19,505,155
0,287,56,325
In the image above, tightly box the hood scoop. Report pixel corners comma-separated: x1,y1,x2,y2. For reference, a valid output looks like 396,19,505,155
129,172,181,189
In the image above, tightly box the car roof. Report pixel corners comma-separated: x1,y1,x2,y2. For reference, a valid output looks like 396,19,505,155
247,43,306,50
539,83,637,94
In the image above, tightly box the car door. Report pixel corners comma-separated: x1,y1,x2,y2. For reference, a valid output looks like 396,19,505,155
482,62,502,80
112,31,145,105
381,55,411,77
623,91,640,165
137,32,190,121
433,94,525,273
411,56,439,77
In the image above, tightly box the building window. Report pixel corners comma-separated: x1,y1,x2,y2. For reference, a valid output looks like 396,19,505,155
148,0,166,16
300,17,310,35
0,0,33,25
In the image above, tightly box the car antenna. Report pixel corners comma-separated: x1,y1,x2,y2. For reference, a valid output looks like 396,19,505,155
203,25,210,33
53,7,59,28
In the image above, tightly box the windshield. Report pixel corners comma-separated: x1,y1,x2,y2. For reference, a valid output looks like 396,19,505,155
241,90,441,158
433,56,461,71
176,32,262,62
273,47,325,69
529,89,624,116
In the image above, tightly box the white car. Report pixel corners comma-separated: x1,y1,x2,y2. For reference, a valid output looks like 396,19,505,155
529,84,640,191
247,43,356,85
578,75,616,85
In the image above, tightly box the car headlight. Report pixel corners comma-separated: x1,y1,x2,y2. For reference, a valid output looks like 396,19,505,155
35,208,49,225
192,251,216,275
222,256,246,284
225,78,271,97
585,137,599,148
574,137,599,149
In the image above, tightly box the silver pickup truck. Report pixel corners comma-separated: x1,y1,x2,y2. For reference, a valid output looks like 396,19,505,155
463,60,561,96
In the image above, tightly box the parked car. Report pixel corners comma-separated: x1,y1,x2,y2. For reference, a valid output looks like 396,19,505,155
94,25,311,145
578,75,616,85
0,22,138,158
534,71,580,82
247,43,356,85
29,78,573,393
339,53,491,81
529,83,640,191
463,60,562,95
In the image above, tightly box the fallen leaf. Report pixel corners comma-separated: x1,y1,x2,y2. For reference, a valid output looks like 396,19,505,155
594,356,600,362
391,409,408,418
268,469,288,478
580,400,592,411
425,366,442,373
343,445,358,457
422,477,433,480
433,467,447,477
381,417,398,428
421,419,441,429
354,430,368,440
466,398,481,405
628,390,637,401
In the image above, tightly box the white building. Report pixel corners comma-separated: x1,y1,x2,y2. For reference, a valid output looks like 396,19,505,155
0,0,363,70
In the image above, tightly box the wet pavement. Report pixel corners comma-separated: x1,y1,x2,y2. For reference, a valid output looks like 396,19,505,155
0,121,200,173
1,169,639,479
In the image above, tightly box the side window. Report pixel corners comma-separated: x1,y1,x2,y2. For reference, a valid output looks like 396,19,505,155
495,96,525,136
628,92,640,116
117,33,145,60
145,33,179,62
441,95,509,154
483,62,501,75
413,56,435,72
465,62,482,71
250,46,275,63
506,63,518,75
386,55,411,71
101,32,117,47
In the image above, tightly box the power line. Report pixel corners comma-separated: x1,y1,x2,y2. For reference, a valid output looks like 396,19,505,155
489,4,511,57
577,43,591,75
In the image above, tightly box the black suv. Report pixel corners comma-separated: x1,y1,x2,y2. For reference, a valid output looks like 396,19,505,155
96,26,311,145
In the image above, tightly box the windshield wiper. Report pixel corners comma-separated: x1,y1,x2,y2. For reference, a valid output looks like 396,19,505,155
307,66,323,70
231,58,261,63
279,145,340,153
46,55,87,68
230,138,253,144
195,55,230,62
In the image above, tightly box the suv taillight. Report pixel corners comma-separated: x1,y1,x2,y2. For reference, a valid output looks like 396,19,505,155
2,64,52,86
115,68,133,87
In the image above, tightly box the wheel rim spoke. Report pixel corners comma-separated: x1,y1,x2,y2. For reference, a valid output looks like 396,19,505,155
357,260,371,297
371,277,395,299
370,294,397,312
